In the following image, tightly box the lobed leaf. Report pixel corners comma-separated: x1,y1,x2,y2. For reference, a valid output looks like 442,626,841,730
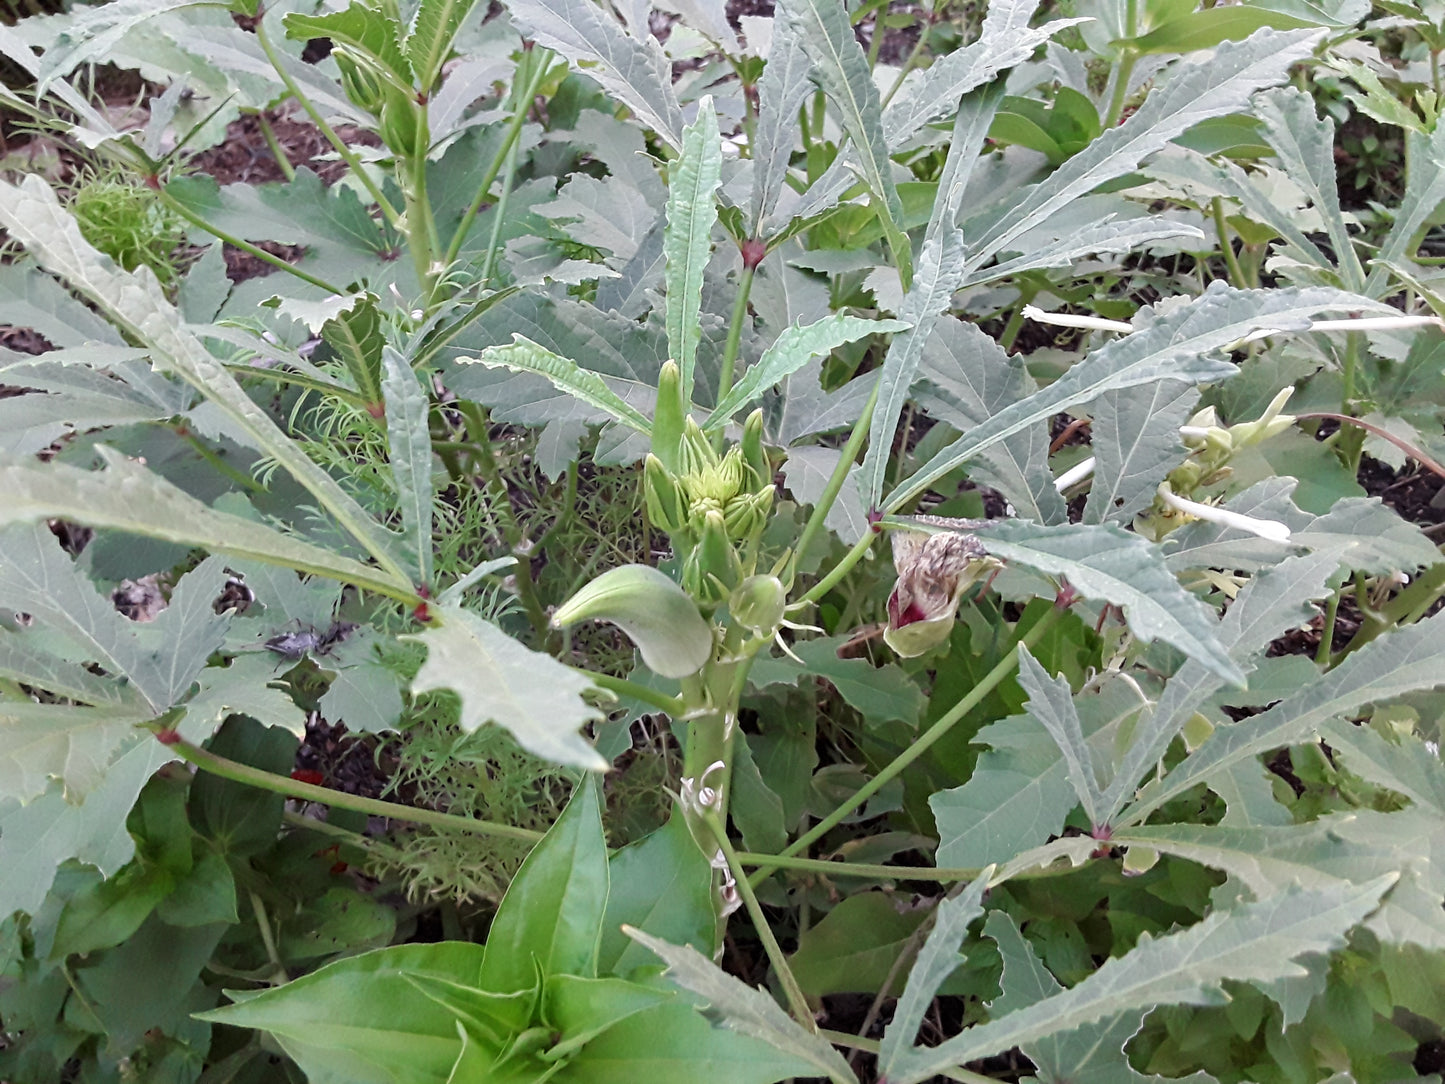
665,99,723,405
1016,646,1102,827
406,602,607,771
464,335,654,433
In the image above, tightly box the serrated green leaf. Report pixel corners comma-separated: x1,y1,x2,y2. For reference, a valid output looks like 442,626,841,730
0,174,411,589
860,228,967,508
1098,549,1341,824
464,335,653,434
936,518,1241,684
406,602,606,770
0,702,152,805
405,0,480,92
916,316,1064,523
0,263,125,347
0,451,413,601
707,314,907,428
778,0,909,284
1128,7,1316,54
968,28,1323,269
382,347,435,588
0,630,142,709
1322,719,1445,817
888,283,1395,512
1255,87,1365,291
321,293,386,407
886,879,1391,1084
1016,646,1102,827
967,215,1206,289
666,99,722,406
1124,611,1445,825
884,8,1085,147
877,875,991,1078
0,734,175,919
624,927,859,1084
502,0,683,149
1083,380,1199,525
750,16,812,235
285,1,413,86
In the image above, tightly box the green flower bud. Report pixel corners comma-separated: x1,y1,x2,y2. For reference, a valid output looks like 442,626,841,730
334,49,387,114
651,360,686,473
741,408,771,491
644,454,687,534
379,85,428,158
686,509,741,604
729,574,787,637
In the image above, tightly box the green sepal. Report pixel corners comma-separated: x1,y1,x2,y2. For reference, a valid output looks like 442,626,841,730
740,408,771,491
644,454,688,535
686,509,741,604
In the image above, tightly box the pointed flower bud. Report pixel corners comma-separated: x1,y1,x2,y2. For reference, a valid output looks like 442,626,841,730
651,360,686,473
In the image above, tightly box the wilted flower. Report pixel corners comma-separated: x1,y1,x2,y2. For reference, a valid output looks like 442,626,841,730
885,521,1000,657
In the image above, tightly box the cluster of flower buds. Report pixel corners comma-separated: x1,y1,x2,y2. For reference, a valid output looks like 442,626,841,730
1166,386,1296,496
332,50,428,160
644,363,774,607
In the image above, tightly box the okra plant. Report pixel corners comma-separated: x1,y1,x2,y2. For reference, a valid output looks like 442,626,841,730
4,0,1445,1081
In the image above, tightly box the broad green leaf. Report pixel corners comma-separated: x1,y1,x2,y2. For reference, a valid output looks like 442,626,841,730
191,716,298,859
196,943,486,1084
502,0,684,149
556,994,821,1083
0,175,411,588
1322,719,1445,817
888,283,1395,512
706,314,908,428
624,928,858,1084
28,0,206,89
482,778,608,993
1083,380,1199,525
1016,646,1102,827
968,28,1323,268
1124,611,1445,825
778,0,908,283
778,445,869,542
938,518,1241,684
51,864,175,959
750,16,812,235
545,974,675,1058
405,0,481,92
0,263,124,347
407,602,607,770
599,812,716,978
1128,7,1317,54
0,702,152,805
1098,549,1340,824
861,223,966,509
382,346,435,588
665,99,723,406
886,879,1391,1084
0,452,412,601
877,875,991,1078
464,335,653,433
748,635,927,726
916,316,1064,524
1255,87,1365,291
789,891,930,998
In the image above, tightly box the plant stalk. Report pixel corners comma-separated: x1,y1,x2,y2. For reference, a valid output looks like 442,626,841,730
751,604,1066,884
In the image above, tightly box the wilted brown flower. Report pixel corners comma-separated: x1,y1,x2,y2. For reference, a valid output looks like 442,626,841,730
884,517,999,657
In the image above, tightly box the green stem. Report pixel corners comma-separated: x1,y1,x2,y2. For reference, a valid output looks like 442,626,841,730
705,812,817,1030
478,118,523,289
153,727,544,843
737,852,983,881
796,528,877,608
457,402,551,640
1212,197,1247,288
1103,0,1139,128
255,111,296,182
222,362,370,410
1335,559,1445,659
401,150,441,307
787,376,882,587
160,189,344,295
281,809,408,863
715,264,758,412
880,18,932,108
175,425,267,495
819,1031,997,1084
752,605,1066,884
1316,589,1340,666
443,48,551,270
254,15,400,229
249,891,290,984
582,672,687,716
